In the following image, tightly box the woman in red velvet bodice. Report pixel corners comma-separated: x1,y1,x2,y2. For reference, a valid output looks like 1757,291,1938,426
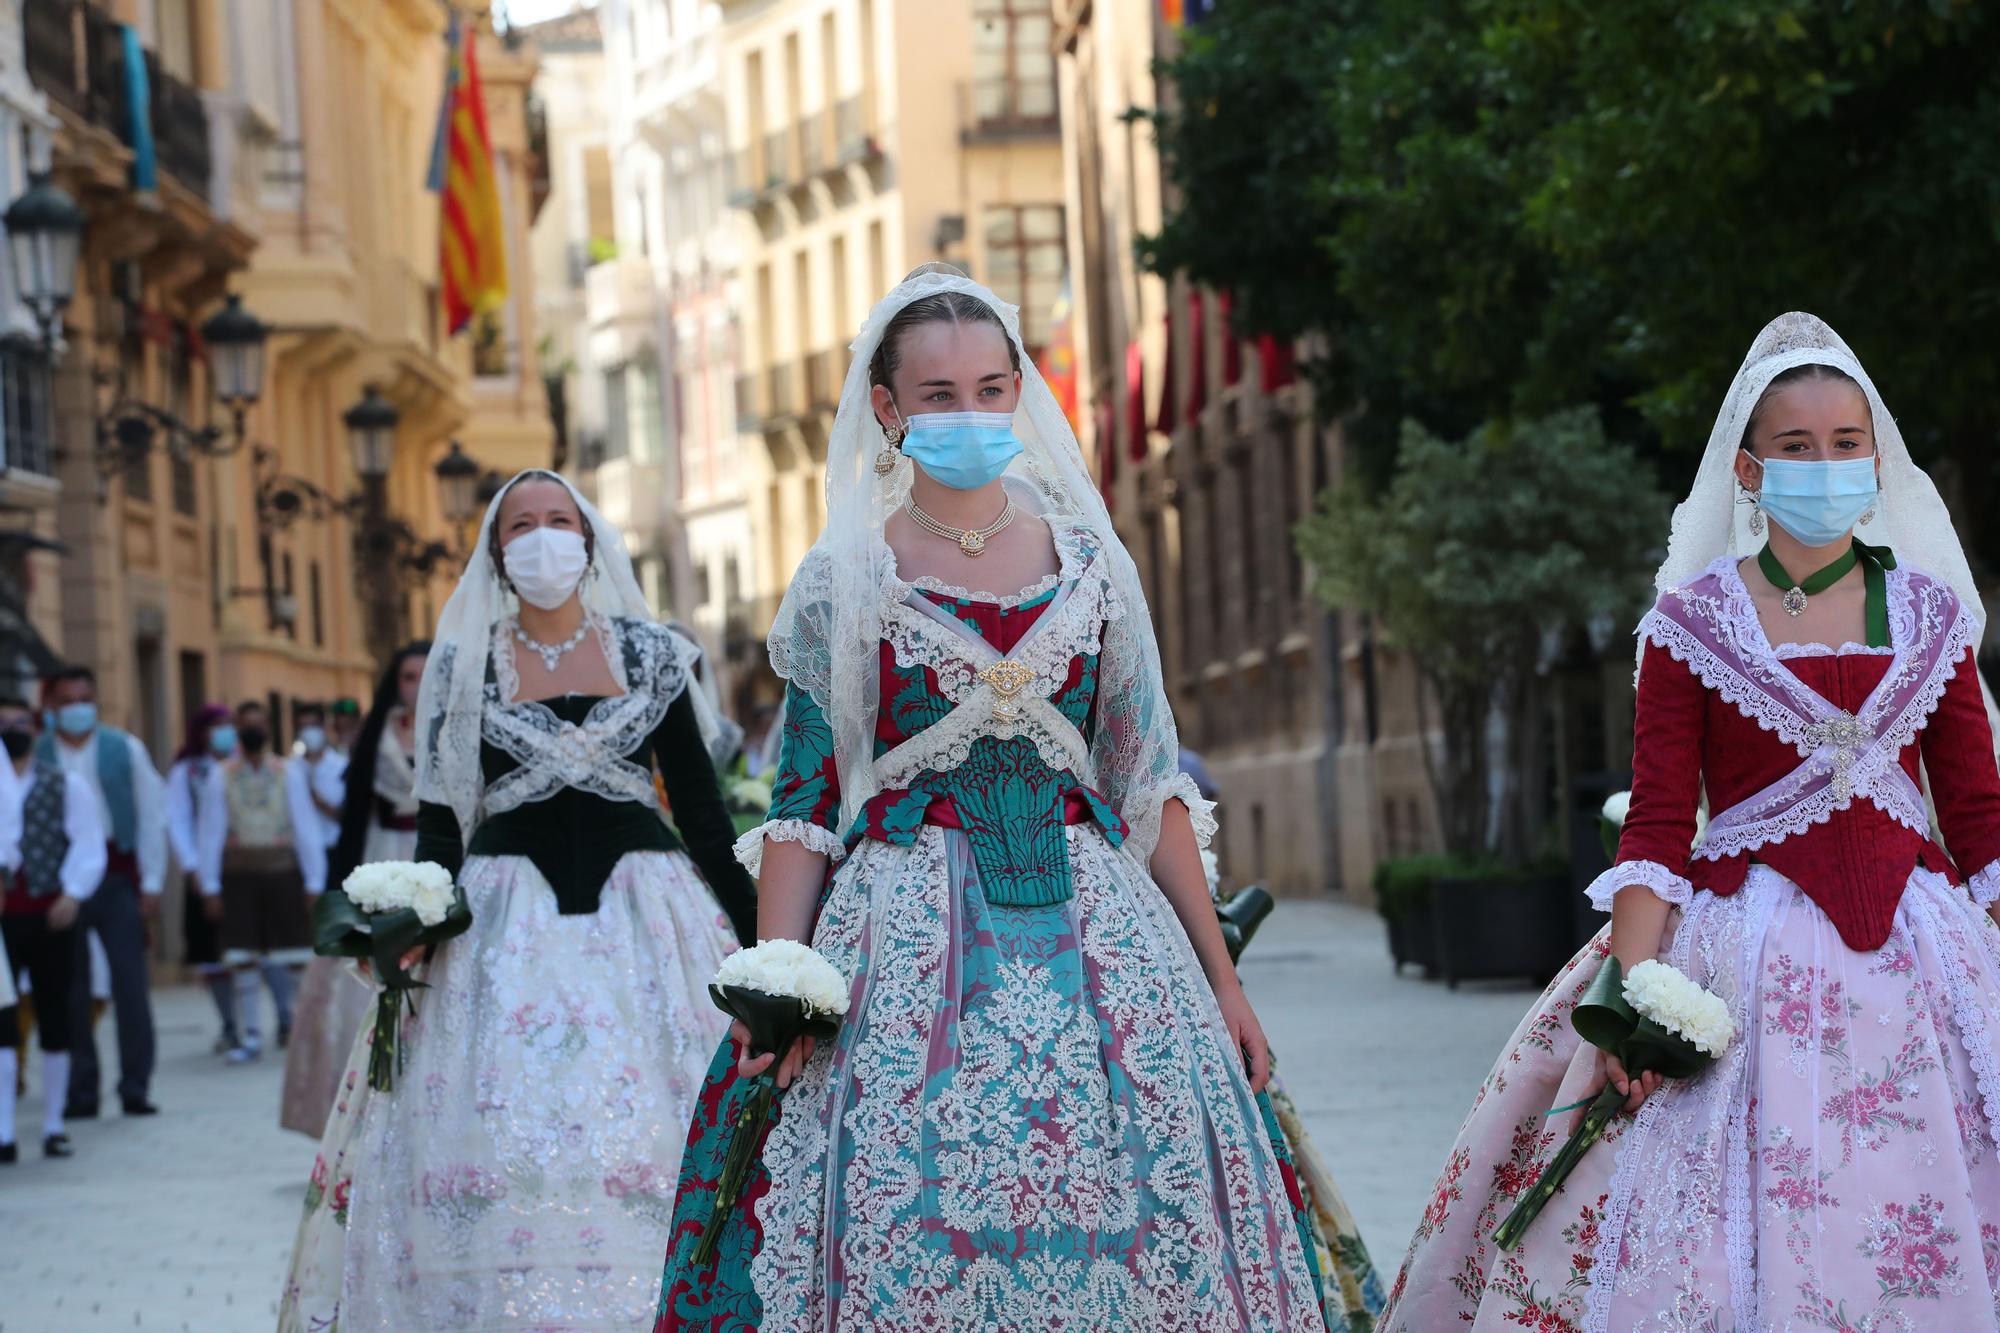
1621,628,2000,953
1383,315,2000,1333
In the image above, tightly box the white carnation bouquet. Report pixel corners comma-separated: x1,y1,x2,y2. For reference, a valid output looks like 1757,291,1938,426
311,860,471,1092
1493,955,1734,1250
689,939,851,1265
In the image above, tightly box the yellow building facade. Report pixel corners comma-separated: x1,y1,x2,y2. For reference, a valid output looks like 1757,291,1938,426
221,1,553,727
719,0,1067,703
9,0,552,758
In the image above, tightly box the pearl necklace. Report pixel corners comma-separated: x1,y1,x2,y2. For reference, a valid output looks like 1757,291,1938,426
905,495,1017,557
512,615,591,673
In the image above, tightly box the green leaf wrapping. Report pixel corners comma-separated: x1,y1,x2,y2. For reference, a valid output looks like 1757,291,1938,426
312,882,474,988
1493,955,1723,1250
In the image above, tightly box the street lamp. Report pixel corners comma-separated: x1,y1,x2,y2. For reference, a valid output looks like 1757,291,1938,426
4,172,83,348
199,293,269,428
434,440,481,525
475,468,507,508
343,385,399,481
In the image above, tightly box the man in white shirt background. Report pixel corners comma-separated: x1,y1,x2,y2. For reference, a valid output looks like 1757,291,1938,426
219,701,322,1061
289,702,346,872
37,665,165,1119
0,696,107,1160
166,704,238,1052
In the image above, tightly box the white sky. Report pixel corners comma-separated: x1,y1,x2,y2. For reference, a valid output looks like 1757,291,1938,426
502,0,593,25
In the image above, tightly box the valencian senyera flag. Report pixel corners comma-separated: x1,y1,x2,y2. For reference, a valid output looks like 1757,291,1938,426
429,9,508,337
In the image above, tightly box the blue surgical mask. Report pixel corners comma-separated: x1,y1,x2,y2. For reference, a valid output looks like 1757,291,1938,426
208,725,238,757
54,702,97,738
1753,456,1878,548
898,411,1024,491
299,726,327,754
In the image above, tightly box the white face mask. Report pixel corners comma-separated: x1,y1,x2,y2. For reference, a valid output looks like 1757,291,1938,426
502,527,589,610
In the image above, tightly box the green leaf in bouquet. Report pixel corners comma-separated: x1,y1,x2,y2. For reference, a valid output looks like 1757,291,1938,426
1570,955,1638,1051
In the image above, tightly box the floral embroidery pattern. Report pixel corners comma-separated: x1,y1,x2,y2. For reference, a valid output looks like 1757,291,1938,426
1380,867,2000,1333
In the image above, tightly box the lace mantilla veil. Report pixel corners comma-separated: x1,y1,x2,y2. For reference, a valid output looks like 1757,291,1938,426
412,468,724,846
766,267,1211,863
1649,311,2000,745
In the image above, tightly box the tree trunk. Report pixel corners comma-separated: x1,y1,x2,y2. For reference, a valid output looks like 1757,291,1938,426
1418,667,1490,860
1504,653,1551,864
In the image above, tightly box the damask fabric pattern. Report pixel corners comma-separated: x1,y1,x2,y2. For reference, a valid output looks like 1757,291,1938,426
663,568,1339,1330
1380,867,2000,1332
659,827,1331,1332
277,850,736,1332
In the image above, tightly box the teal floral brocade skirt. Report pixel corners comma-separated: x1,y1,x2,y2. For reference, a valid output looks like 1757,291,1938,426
656,824,1357,1332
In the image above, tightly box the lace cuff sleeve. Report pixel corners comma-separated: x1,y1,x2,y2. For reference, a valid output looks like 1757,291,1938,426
734,819,848,876
1166,772,1219,849
1966,861,2000,907
1584,859,1695,912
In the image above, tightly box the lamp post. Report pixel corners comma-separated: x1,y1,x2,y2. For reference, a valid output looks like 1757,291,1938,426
435,440,480,526
4,172,83,350
342,385,404,663
199,293,268,438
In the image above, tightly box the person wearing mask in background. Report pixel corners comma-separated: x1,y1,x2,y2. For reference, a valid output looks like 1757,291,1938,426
0,698,105,1160
327,699,362,756
279,702,362,1136
37,664,164,1120
219,701,321,1063
288,703,345,860
165,705,236,1052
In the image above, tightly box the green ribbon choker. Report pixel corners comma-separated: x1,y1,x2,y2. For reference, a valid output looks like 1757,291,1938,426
1756,541,1896,648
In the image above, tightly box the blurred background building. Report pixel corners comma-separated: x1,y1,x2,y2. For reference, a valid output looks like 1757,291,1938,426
1,0,555,831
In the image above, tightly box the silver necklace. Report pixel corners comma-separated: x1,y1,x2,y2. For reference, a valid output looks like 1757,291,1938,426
512,616,591,673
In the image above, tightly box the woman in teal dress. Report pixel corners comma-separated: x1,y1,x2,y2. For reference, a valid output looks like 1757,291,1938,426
655,267,1357,1331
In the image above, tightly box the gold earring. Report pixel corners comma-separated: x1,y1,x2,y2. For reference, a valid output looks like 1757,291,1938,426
874,423,904,476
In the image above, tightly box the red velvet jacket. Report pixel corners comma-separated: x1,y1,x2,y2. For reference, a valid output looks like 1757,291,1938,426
1614,636,2000,950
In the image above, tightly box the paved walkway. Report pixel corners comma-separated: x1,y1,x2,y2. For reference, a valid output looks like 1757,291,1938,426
0,900,1544,1331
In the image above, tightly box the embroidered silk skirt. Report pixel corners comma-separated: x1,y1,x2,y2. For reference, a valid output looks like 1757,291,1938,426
1380,865,2000,1332
657,824,1334,1332
278,849,737,1332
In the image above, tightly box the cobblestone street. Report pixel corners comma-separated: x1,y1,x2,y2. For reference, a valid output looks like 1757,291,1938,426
0,900,1542,1331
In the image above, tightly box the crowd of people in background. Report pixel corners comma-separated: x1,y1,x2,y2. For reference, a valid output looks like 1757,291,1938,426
0,649,431,1163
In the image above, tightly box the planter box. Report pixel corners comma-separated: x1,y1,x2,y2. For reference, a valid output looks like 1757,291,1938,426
1430,874,1571,988
1384,909,1438,977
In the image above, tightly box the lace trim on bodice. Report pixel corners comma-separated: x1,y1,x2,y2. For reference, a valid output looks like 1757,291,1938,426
477,616,684,819
874,519,1118,787
1642,559,1973,862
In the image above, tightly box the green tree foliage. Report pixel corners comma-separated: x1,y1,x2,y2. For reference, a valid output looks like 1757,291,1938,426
1148,1,2000,558
1297,409,1667,857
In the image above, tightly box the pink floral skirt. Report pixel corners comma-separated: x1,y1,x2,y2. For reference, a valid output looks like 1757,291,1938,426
1382,865,2000,1332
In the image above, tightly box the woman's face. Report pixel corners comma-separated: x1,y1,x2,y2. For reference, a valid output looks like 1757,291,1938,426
398,653,428,710
1735,378,1879,492
871,321,1021,431
495,478,584,548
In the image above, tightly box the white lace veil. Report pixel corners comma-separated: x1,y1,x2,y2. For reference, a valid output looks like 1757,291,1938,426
413,468,722,845
766,268,1209,862
1653,311,1982,622
1650,311,2000,755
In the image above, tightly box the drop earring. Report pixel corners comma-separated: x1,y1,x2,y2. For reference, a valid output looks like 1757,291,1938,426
1859,503,1877,525
1748,498,1765,538
874,420,905,476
